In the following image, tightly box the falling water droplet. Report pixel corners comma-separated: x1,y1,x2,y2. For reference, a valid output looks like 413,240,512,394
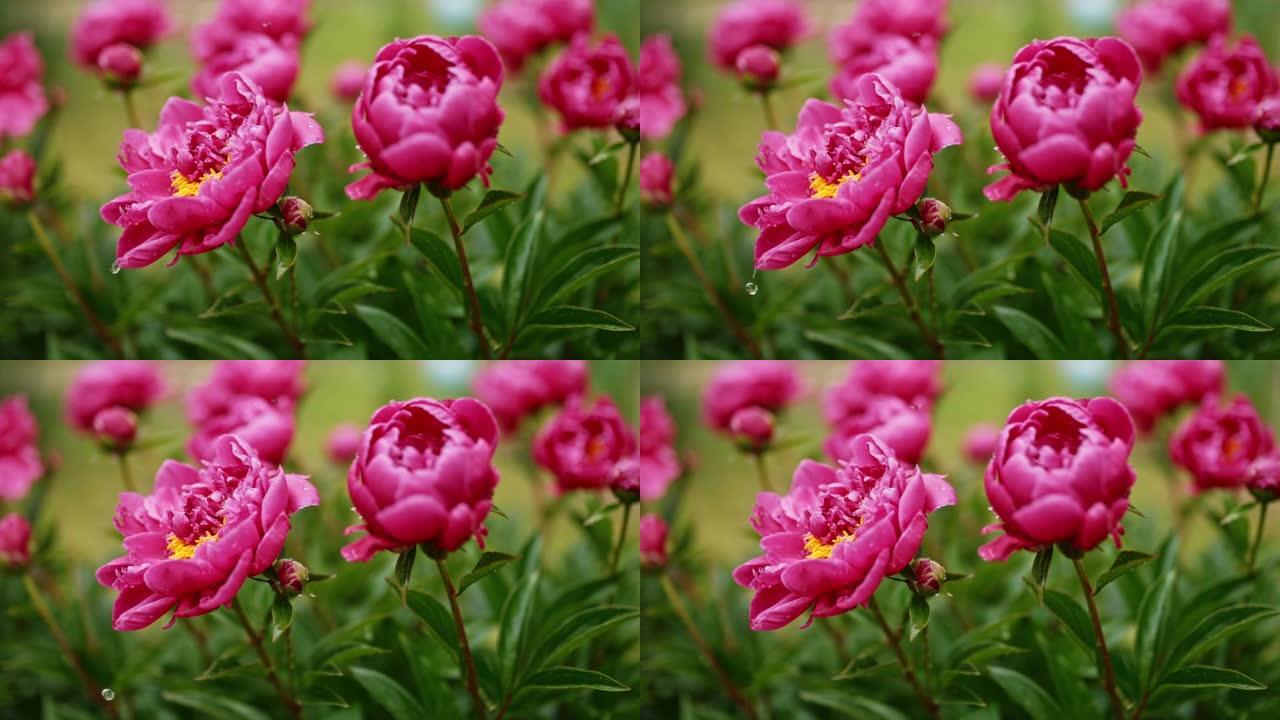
745,281,758,296
110,262,122,275
101,689,115,702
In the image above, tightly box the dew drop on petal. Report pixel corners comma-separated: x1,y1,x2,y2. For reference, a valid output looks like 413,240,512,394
101,689,115,701
745,282,758,296
109,262,122,275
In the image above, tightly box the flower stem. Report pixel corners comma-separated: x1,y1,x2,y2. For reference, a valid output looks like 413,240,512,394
753,453,773,493
231,598,302,720
759,92,779,131
659,573,759,720
608,502,633,575
116,452,135,493
1254,142,1276,216
28,211,123,357
22,575,120,719
435,558,488,718
121,89,141,129
1072,558,1125,720
665,214,762,357
868,596,940,719
614,141,638,215
820,618,851,665
233,239,305,357
1246,501,1269,573
1077,198,1130,359
440,197,492,359
872,242,943,358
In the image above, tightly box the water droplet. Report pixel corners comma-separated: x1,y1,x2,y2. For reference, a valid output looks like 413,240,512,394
109,262,121,275
745,281,758,296
101,689,115,702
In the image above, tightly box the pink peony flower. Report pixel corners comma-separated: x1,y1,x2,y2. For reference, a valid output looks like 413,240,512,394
963,423,1000,465
1116,0,1232,73
100,73,323,269
70,0,173,70
640,396,680,503
95,434,319,630
192,34,300,105
0,150,36,206
187,396,295,467
534,397,637,493
640,152,675,208
0,32,49,140
331,61,367,103
985,37,1143,202
823,393,932,465
197,360,306,406
194,0,312,48
1257,95,1280,142
539,35,635,132
1170,396,1275,492
0,513,32,568
979,397,1136,562
93,406,139,451
0,396,44,502
65,361,166,433
969,63,1004,103
846,0,950,43
1109,360,1224,433
326,423,361,465
640,513,669,568
733,434,955,630
98,43,143,86
708,0,814,71
190,0,311,104
639,35,686,140
346,35,505,200
833,360,942,407
478,0,595,74
736,44,781,90
739,75,962,270
703,361,804,431
1248,452,1280,500
341,398,500,561
1176,36,1279,132
730,406,775,451
828,31,938,106
472,360,588,432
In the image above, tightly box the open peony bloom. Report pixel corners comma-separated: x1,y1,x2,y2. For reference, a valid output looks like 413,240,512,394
836,360,942,406
0,150,36,206
639,35,686,141
640,152,675,208
1170,395,1275,492
828,31,938,106
985,37,1143,202
196,360,306,405
0,396,44,502
186,361,304,467
1109,360,1224,433
0,32,49,141
823,394,931,465
846,0,950,43
1116,0,1231,73
65,361,166,433
194,0,313,48
0,512,32,568
473,360,588,432
1176,36,1279,132
703,361,804,431
640,514,669,568
534,397,637,493
733,434,955,631
640,396,680,503
95,434,318,631
979,397,1136,562
192,34,300,105
478,0,595,74
539,35,636,132
342,398,500,561
708,0,814,72
100,73,323,269
70,0,173,71
740,75,962,270
191,0,311,104
346,35,505,200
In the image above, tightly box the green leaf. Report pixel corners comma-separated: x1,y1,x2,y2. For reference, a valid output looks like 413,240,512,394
1169,244,1277,314
521,667,628,693
1041,589,1094,652
528,605,639,670
1093,551,1156,595
908,595,930,641
1029,546,1053,603
1037,186,1060,233
502,210,546,328
456,552,518,595
274,235,298,280
405,590,458,659
994,306,1065,359
532,244,639,310
1164,604,1280,673
1140,210,1182,333
912,234,936,282
800,690,911,720
391,548,416,607
988,666,1061,720
499,571,540,688
1160,665,1266,691
270,594,293,642
349,667,427,720
397,184,422,232
409,228,464,295
526,306,634,332
162,691,273,720
1046,229,1101,293
1136,570,1176,685
354,305,431,358
582,501,621,528
462,189,524,233
1164,307,1272,333
1099,191,1160,235
167,328,274,360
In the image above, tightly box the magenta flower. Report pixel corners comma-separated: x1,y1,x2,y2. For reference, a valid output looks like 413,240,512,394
331,61,367,103
845,0,950,43
834,360,942,407
1176,36,1279,132
736,45,781,89
191,0,311,104
0,513,32,568
93,406,139,452
985,37,1143,202
1170,396,1275,492
472,360,588,432
730,406,776,451
197,360,306,405
192,34,300,105
1116,0,1231,73
0,396,43,502
739,75,962,270
478,0,595,74
640,152,675,208
0,150,36,207
346,35,505,200
0,32,49,141
194,0,313,48
703,361,804,432
829,33,938,107
733,435,955,631
70,0,173,70
823,393,931,465
1258,95,1280,142
979,397,1136,562
326,423,361,465
534,397,637,494
969,63,1004,103
539,35,636,132
640,514,669,568
65,361,166,433
95,434,318,631
1108,360,1224,433
708,0,814,72
98,44,143,86
639,35,686,140
963,423,1000,465
186,361,304,466
100,73,323,269
640,396,680,503
342,398,500,561
1248,452,1280,499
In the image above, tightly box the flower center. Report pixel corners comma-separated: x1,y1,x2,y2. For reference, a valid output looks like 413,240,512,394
809,170,861,199
804,531,856,559
592,76,612,100
170,168,225,198
1230,77,1249,101
166,530,219,560
586,436,609,461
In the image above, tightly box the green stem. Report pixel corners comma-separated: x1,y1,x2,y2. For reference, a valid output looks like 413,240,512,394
234,239,305,357
1246,501,1269,573
116,452,135,493
759,92,779,131
231,598,302,720
665,214,762,357
660,574,758,719
872,241,943,358
1077,198,1130,359
121,89,141,129
28,211,123,357
868,596,940,720
436,558,488,719
608,502,633,574
23,575,120,719
1072,558,1125,720
614,141,638,215
440,197,492,359
1254,143,1276,216
753,453,773,493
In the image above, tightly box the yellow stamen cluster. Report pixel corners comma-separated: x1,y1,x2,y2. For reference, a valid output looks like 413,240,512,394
808,170,861,199
170,168,224,198
166,531,219,560
803,531,856,559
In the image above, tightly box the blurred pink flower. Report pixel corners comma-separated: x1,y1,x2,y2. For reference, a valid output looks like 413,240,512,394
331,61,367,103
93,406,139,452
823,393,931,465
478,0,594,73
0,513,32,568
703,361,804,431
0,150,36,207
199,360,306,406
1176,36,1279,132
188,396,295,467
640,513,669,568
736,44,781,90
539,35,635,132
1116,0,1231,73
829,31,938,106
192,34,300,104
65,361,166,432
1257,95,1280,142
195,0,312,47
96,434,318,630
639,152,675,208
473,360,588,432
0,396,44,502
0,32,49,140
835,360,942,407
730,406,775,451
98,43,143,86
326,423,361,465
70,0,173,70
969,63,1004,103
534,397,637,493
1109,360,1224,433
847,0,949,43
1248,452,1280,499
640,396,680,503
708,0,814,71
639,35,686,140
1170,395,1275,492
963,423,999,465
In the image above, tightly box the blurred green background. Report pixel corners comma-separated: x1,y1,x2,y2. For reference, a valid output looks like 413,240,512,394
642,361,1280,566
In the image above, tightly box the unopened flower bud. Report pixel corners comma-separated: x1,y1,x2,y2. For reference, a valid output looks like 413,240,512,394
93,406,137,452
1256,96,1280,145
640,514,668,569
326,423,360,466
640,152,675,209
736,45,780,92
0,513,32,569
97,43,142,87
730,406,775,452
611,457,640,505
918,198,951,236
280,196,313,235
911,557,945,596
615,95,640,143
275,559,309,596
0,150,36,208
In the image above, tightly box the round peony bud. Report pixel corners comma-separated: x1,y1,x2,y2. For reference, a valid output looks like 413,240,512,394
729,406,775,452
615,95,640,143
330,61,367,103
980,397,1136,562
1170,396,1275,492
736,44,781,91
274,558,309,596
917,198,951,236
279,196,313,235
325,423,361,466
1257,96,1280,144
1176,36,1278,132
0,149,36,207
92,406,138,452
611,457,640,505
97,43,142,86
640,152,675,209
1248,453,1280,504
640,513,669,569
969,63,1004,103
0,513,32,569
911,557,945,596
963,423,999,465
